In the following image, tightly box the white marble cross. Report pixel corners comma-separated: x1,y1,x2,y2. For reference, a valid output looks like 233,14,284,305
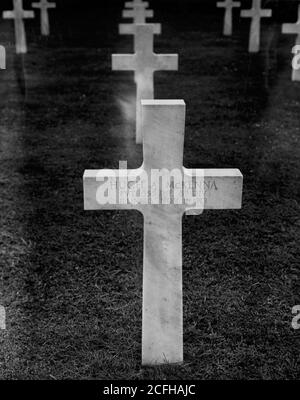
125,0,149,8
118,23,161,85
112,24,178,144
217,0,241,36
122,4,154,24
32,0,56,36
241,0,272,53
3,0,34,54
83,99,243,365
0,46,6,69
282,5,300,81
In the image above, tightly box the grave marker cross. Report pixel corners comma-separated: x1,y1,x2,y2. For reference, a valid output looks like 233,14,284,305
217,0,241,36
241,0,272,53
122,4,154,24
282,5,300,81
32,0,56,36
112,24,178,144
3,0,35,54
83,100,243,365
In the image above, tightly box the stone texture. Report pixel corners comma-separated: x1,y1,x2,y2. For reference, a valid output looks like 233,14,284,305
83,100,243,365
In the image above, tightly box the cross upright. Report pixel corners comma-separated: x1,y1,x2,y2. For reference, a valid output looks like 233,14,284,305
3,0,35,54
0,306,5,330
282,4,300,81
0,46,6,69
122,4,154,24
112,24,178,144
125,0,149,8
83,99,243,365
32,0,56,36
241,0,272,53
217,0,241,36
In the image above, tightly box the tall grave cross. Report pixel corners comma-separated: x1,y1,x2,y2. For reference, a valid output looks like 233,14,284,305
123,4,154,24
241,0,272,53
112,24,178,144
217,0,241,36
84,100,243,365
282,4,300,81
3,0,34,54
32,0,56,36
0,44,6,327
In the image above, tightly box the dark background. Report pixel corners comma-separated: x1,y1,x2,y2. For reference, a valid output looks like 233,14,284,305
0,0,299,379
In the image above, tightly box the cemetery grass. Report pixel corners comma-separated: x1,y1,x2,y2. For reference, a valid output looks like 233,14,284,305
0,2,299,379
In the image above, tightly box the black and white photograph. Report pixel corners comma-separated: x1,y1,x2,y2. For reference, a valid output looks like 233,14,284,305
0,0,299,386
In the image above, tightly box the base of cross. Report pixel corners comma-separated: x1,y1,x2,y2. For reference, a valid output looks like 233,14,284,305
83,100,243,365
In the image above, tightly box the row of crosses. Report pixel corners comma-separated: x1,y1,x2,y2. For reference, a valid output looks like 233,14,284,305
217,0,300,80
2,0,56,54
84,0,243,365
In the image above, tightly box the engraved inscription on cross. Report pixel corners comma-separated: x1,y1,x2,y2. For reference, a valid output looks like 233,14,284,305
122,3,154,24
112,24,178,144
32,0,56,36
241,0,272,53
217,0,241,36
282,4,300,81
3,0,35,54
83,100,243,365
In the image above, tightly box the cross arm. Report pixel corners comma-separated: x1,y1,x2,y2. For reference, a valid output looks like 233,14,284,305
263,10,272,18
183,168,243,212
155,54,178,70
3,11,14,19
217,1,241,7
240,10,253,17
122,9,154,19
24,11,35,18
282,23,300,35
125,1,149,7
83,169,144,211
112,54,136,71
119,23,161,35
32,2,56,8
